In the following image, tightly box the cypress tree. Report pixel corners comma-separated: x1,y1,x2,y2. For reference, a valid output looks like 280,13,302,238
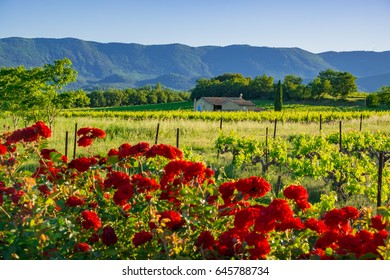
274,80,283,111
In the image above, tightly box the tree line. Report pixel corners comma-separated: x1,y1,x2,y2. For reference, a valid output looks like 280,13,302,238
87,83,190,108
190,70,359,101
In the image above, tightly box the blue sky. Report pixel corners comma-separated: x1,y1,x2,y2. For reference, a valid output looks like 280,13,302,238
0,0,389,53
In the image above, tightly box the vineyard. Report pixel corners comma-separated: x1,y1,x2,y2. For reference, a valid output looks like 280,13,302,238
0,113,389,259
216,130,389,206
62,108,388,122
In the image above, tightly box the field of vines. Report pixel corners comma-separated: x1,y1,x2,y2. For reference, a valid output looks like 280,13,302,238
63,108,389,122
0,109,389,260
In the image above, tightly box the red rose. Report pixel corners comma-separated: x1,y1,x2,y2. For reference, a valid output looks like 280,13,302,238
235,176,271,198
234,207,262,230
74,242,90,253
77,135,93,147
81,210,102,231
159,210,184,230
113,183,134,206
195,231,215,250
11,190,25,204
315,231,340,250
304,218,327,234
131,174,160,193
217,228,245,257
218,182,236,204
132,231,153,247
37,184,52,197
76,127,105,148
145,144,183,160
33,121,52,139
244,232,270,259
283,185,311,210
276,217,304,231
0,144,7,155
101,226,118,246
91,128,105,138
65,196,85,207
68,157,97,172
104,171,130,189
127,142,150,157
268,198,294,222
371,215,387,231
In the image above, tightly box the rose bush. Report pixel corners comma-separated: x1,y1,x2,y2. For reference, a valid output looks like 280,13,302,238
0,122,389,259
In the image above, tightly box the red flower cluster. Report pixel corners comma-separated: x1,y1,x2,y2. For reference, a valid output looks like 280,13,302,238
160,160,214,188
68,157,98,173
131,173,160,194
217,177,271,214
322,206,359,232
101,226,118,246
74,242,90,253
283,185,311,210
371,215,388,231
6,121,51,143
118,142,150,158
235,176,271,199
104,171,134,206
0,183,25,205
158,160,214,205
132,230,153,247
0,144,7,155
65,196,85,207
145,144,183,160
77,127,105,147
158,210,184,230
81,210,102,231
195,231,215,251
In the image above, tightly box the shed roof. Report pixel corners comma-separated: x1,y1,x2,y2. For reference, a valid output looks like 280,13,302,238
200,97,256,107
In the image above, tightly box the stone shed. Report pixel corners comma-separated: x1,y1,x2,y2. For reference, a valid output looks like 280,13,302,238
194,95,259,112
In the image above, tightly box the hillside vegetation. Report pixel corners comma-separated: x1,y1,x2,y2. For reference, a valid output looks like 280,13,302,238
1,37,390,91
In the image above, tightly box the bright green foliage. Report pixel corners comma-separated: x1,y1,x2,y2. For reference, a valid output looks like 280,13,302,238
216,131,390,204
366,86,390,107
0,58,84,127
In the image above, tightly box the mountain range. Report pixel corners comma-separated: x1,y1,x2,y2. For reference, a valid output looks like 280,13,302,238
0,37,389,92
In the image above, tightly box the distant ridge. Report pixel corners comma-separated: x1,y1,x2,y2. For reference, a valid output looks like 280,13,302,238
0,37,389,91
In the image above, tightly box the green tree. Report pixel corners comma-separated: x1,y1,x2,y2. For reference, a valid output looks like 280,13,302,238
283,75,307,100
274,80,283,111
316,69,357,98
88,91,106,107
249,74,274,99
0,57,78,128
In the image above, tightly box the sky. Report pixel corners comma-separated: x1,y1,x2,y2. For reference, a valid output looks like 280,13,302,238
0,0,389,53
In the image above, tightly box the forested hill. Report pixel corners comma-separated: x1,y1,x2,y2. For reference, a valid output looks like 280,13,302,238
0,37,389,92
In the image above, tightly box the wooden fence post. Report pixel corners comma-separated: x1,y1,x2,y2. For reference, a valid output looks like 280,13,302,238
176,128,180,148
360,114,363,131
155,123,160,145
265,127,269,164
73,123,78,159
273,119,277,139
65,131,69,158
220,117,223,130
339,121,342,152
377,151,384,208
275,175,282,196
319,114,322,133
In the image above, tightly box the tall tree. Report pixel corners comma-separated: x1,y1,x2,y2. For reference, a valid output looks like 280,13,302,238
274,80,283,111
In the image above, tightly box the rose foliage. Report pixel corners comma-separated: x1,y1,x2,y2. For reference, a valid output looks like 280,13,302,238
0,122,389,259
